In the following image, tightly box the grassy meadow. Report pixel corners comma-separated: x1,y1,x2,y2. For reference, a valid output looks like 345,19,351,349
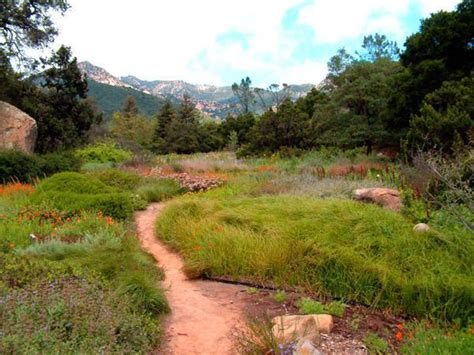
1,146,473,353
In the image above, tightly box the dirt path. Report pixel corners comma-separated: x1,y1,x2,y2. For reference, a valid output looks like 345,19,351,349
135,203,247,355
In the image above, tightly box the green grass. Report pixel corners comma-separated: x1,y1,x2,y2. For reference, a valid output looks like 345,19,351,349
156,194,473,323
136,178,186,203
0,179,168,352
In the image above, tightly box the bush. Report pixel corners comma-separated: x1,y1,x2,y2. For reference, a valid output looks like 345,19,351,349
136,178,185,203
74,142,133,164
0,150,81,183
31,172,144,219
91,169,142,191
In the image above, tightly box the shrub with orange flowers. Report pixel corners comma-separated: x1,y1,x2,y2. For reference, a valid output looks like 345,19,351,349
0,182,35,196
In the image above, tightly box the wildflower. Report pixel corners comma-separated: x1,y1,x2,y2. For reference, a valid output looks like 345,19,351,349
408,332,414,339
395,332,403,341
396,323,404,331
9,243,15,249
105,216,114,225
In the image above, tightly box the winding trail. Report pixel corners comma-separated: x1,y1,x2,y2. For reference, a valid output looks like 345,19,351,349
135,203,247,355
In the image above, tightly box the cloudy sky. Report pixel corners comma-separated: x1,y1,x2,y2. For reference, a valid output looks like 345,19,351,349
52,0,459,86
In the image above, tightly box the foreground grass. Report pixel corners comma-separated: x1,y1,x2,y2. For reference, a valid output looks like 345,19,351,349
156,191,473,324
0,174,169,352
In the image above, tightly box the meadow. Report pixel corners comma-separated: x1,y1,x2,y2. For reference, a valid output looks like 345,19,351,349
1,145,473,353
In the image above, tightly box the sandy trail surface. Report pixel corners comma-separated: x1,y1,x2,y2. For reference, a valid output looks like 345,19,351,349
135,203,247,355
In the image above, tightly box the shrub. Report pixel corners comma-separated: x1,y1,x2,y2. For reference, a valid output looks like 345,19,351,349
297,298,326,315
31,173,143,219
91,169,142,191
74,142,133,164
0,150,42,183
136,178,185,203
0,150,81,183
363,332,388,354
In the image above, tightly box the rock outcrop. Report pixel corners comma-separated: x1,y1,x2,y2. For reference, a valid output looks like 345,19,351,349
353,188,401,211
0,101,37,153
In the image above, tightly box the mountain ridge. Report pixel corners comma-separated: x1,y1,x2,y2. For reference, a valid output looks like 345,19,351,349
79,61,316,118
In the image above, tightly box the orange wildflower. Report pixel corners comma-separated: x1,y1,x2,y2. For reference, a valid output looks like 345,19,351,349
395,332,403,342
396,323,404,331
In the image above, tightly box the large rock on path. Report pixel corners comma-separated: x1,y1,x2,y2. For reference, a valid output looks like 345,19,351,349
353,188,401,211
0,101,37,153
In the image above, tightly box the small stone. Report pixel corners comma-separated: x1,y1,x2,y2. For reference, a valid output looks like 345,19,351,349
413,223,430,232
295,339,322,355
272,314,334,342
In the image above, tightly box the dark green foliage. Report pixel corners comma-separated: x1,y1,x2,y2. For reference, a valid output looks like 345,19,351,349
87,79,164,117
220,113,256,147
407,74,474,152
0,150,80,183
316,59,404,153
390,1,474,134
356,33,400,61
152,99,176,153
0,0,69,61
249,98,309,153
232,77,255,113
92,169,142,191
33,46,102,152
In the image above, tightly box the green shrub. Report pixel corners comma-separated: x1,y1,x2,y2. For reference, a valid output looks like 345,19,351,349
38,151,81,176
0,150,81,183
297,298,326,314
0,150,42,183
325,300,346,317
74,142,133,164
363,332,388,354
31,172,144,219
136,178,185,203
273,290,287,303
91,168,142,191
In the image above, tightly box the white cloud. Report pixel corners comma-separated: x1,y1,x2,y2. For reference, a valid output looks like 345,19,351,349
51,0,461,86
297,0,411,43
417,0,459,16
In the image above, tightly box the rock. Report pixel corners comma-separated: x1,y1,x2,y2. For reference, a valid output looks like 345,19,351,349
295,338,322,355
0,101,37,153
353,188,401,211
413,223,430,232
272,314,334,342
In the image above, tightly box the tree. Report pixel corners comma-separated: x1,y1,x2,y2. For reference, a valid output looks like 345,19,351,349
33,46,101,152
231,77,255,113
407,74,474,153
110,112,154,148
268,83,291,109
0,0,69,63
325,48,354,89
164,94,200,154
220,113,256,146
121,95,138,118
295,88,329,119
356,33,400,61
152,99,176,153
390,1,474,132
315,58,403,153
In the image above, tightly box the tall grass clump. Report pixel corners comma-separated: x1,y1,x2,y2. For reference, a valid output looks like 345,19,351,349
30,172,146,219
156,195,474,323
136,178,186,203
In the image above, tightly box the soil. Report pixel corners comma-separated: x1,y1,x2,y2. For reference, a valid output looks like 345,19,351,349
135,203,404,354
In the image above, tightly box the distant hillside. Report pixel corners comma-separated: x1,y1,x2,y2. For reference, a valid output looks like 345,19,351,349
80,61,316,118
87,79,164,118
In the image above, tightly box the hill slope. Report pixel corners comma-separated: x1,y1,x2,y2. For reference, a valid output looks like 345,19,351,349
87,79,164,118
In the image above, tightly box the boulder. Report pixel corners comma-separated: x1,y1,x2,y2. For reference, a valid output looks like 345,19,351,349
353,188,401,211
0,101,37,153
272,314,334,342
413,223,430,232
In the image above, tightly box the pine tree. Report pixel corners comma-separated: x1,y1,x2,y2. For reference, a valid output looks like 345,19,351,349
152,99,176,153
121,95,138,118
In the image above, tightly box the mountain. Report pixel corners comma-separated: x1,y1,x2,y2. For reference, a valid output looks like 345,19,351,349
79,61,316,118
87,79,164,118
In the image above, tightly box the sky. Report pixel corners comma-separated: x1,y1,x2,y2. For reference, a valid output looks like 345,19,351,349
51,0,460,87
